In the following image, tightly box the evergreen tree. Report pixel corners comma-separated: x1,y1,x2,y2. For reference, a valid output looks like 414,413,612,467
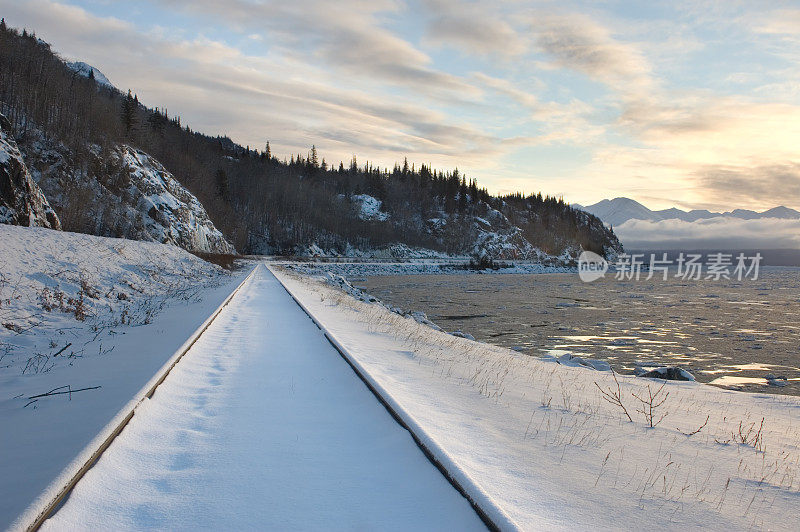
121,90,136,136
215,168,229,198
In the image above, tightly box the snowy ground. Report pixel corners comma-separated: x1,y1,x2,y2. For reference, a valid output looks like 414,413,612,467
36,265,483,530
272,266,800,530
7,242,800,530
0,225,246,530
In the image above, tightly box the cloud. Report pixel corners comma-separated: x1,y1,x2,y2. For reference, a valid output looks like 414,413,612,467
471,72,538,108
421,0,527,56
0,0,515,171
696,163,800,208
752,9,800,36
532,13,653,94
615,217,800,249
155,0,481,99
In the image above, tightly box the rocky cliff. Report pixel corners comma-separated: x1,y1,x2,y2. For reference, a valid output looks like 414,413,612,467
0,113,61,229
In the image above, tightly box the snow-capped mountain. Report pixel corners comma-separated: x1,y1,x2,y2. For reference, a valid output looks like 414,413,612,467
576,197,800,226
66,61,115,89
0,113,61,229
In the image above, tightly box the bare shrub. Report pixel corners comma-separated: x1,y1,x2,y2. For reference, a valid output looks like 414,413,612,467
595,370,632,422
632,382,670,428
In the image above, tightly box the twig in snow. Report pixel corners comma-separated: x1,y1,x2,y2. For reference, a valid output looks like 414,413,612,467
595,369,632,422
27,385,102,400
51,342,72,357
679,415,709,436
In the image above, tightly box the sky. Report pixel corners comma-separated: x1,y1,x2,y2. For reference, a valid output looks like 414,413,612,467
2,0,800,211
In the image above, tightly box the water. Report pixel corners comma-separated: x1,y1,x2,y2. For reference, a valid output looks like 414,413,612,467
358,267,800,396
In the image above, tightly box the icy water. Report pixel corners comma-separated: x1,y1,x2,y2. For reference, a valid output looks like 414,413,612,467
358,267,800,396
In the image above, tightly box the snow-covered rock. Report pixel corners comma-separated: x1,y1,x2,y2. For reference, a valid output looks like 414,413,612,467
22,136,234,255
66,61,114,89
352,194,389,221
450,330,475,341
0,113,60,229
545,352,611,371
471,225,540,260
637,366,695,381
118,146,235,254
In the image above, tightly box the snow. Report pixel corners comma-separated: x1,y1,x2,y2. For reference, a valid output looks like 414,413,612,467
271,267,800,530
0,224,246,530
352,193,389,221
8,248,800,529
21,134,234,254
120,146,236,254
65,61,114,89
37,266,483,530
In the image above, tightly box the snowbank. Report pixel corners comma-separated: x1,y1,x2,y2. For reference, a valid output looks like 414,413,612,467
272,266,800,530
0,224,245,529
0,224,226,376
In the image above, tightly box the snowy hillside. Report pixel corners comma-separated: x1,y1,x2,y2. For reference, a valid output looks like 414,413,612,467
118,146,235,254
0,224,227,376
21,134,235,254
65,61,114,89
0,224,245,528
3,25,621,262
0,113,60,229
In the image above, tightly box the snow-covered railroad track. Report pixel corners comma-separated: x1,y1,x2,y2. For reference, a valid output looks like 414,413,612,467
24,264,484,530
270,265,508,531
19,266,259,532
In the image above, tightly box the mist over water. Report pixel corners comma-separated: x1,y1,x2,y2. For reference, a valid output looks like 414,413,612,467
359,268,800,396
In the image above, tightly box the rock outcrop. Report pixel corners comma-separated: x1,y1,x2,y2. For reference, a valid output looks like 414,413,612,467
22,135,235,255
0,113,61,229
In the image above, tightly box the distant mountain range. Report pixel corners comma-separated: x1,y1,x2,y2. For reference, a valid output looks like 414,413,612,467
574,197,800,227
